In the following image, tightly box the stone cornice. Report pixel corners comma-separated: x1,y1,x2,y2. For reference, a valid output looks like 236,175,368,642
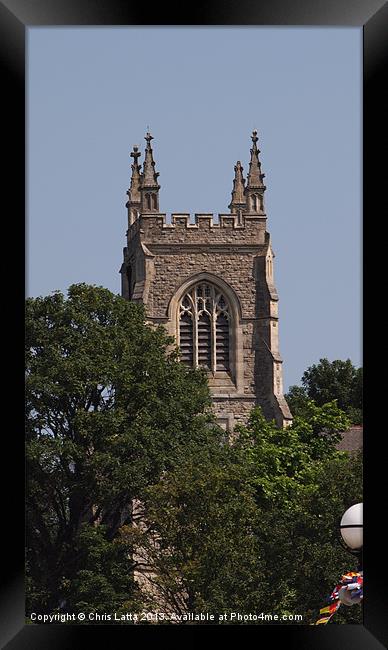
144,315,280,324
212,394,256,401
142,243,267,255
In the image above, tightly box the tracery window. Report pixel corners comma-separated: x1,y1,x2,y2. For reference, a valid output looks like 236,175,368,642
178,283,230,372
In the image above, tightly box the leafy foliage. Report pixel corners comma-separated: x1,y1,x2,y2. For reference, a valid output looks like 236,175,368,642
233,409,362,624
122,437,264,619
26,284,212,615
127,407,362,624
286,358,363,424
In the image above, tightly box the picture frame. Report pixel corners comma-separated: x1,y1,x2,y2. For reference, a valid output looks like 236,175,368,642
1,1,386,647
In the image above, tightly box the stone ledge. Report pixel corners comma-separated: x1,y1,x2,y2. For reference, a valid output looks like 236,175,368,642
212,394,256,401
128,212,267,231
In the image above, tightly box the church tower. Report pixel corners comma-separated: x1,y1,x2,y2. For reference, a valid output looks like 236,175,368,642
120,131,292,429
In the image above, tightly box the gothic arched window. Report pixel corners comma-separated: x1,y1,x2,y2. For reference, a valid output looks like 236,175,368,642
178,283,230,372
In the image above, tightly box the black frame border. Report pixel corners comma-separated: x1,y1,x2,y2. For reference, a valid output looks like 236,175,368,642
1,0,387,647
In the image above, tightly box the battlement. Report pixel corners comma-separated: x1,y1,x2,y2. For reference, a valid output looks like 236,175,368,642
147,212,266,228
127,212,267,245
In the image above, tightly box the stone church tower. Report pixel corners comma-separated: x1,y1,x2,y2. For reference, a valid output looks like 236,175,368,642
120,131,292,429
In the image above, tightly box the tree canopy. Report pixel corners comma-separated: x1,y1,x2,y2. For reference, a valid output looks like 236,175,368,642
286,358,363,424
26,284,212,614
122,406,362,624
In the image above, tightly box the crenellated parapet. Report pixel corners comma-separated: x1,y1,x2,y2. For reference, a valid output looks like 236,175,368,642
127,212,267,246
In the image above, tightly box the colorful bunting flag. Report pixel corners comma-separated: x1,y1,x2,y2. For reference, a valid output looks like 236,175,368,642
313,571,363,625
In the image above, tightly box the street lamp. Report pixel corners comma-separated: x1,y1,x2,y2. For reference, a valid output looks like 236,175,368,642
314,502,363,622
338,503,363,607
340,503,363,561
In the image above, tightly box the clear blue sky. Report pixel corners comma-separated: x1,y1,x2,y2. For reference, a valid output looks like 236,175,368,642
27,27,361,390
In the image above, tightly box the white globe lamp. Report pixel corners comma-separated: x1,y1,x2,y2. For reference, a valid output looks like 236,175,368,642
340,503,363,552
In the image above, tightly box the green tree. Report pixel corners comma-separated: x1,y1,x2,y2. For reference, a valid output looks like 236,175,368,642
233,407,362,624
125,405,362,624
286,358,363,424
26,284,212,615
121,433,265,620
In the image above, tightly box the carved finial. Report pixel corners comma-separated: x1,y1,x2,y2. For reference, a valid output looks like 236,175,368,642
246,131,266,190
229,160,246,213
142,131,159,188
130,145,141,163
126,144,142,206
245,130,266,213
140,131,160,211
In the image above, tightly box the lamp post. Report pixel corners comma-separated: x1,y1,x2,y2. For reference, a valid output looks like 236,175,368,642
338,503,363,608
314,503,363,622
339,502,363,570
